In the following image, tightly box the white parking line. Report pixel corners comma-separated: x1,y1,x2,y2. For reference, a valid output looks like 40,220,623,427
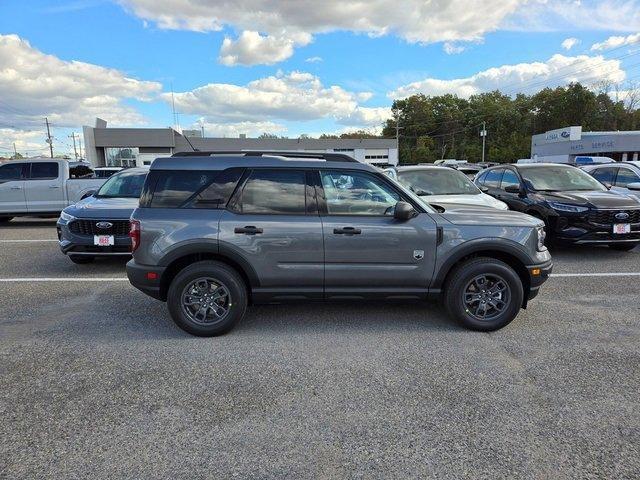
0,240,58,243
0,278,128,282
551,272,640,277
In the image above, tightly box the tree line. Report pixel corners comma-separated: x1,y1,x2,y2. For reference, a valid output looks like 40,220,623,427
380,82,640,164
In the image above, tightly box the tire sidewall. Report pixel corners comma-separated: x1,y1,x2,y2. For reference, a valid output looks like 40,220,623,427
445,259,524,331
167,261,247,337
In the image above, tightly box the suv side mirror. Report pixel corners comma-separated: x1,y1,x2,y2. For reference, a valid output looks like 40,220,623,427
626,182,640,191
603,182,612,189
504,185,522,194
394,201,416,221
480,186,489,193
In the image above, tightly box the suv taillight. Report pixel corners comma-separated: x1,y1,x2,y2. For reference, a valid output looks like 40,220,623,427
129,219,141,252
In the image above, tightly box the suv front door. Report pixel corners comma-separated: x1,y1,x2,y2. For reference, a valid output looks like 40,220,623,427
219,168,324,300
317,169,438,299
0,163,27,213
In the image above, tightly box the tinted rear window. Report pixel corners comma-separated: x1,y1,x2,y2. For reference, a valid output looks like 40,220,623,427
233,169,306,214
30,162,59,179
142,168,243,208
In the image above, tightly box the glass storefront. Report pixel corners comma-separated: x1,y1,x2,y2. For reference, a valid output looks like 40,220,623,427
105,147,139,167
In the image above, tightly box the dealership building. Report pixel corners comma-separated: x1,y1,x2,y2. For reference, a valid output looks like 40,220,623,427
82,119,398,167
531,126,640,163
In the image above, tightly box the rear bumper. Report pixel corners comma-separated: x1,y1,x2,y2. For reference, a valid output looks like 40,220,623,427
525,259,553,303
126,259,166,300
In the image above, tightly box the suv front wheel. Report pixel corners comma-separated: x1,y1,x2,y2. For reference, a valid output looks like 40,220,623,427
167,260,248,336
444,257,524,331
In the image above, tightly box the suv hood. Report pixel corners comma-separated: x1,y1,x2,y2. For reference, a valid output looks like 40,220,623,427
65,196,140,219
424,193,507,210
437,206,543,227
539,190,640,208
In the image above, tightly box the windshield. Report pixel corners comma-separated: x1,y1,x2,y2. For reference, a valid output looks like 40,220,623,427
397,169,481,196
520,166,607,192
96,170,147,198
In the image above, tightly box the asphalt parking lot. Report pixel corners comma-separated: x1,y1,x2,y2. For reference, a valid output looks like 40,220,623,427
1,219,639,479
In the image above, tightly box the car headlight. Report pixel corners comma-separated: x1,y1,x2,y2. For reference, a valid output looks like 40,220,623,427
536,225,547,251
548,201,588,213
59,211,76,222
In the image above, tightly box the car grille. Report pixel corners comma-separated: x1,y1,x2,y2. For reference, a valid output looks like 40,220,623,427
69,219,130,236
588,209,640,225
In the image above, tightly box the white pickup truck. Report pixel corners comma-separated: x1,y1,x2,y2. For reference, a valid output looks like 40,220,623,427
0,158,107,223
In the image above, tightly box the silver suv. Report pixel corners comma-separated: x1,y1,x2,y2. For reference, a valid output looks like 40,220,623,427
126,152,552,336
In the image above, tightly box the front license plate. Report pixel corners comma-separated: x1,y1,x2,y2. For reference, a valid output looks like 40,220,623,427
94,235,114,246
613,224,631,234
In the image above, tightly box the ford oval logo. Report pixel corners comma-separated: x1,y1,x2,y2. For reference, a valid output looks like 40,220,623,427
96,221,113,229
560,131,570,138
615,212,629,221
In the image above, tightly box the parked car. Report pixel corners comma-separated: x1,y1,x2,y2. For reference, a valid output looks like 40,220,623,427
0,158,106,223
94,167,124,178
450,163,484,179
582,161,640,201
475,163,640,250
127,151,551,336
384,165,508,210
57,168,148,264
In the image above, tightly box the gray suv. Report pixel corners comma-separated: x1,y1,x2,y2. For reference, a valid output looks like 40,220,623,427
127,152,552,336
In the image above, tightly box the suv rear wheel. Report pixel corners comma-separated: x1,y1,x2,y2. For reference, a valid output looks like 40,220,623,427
167,260,248,336
444,257,524,331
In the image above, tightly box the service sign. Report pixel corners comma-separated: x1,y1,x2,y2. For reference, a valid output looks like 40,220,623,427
544,126,582,143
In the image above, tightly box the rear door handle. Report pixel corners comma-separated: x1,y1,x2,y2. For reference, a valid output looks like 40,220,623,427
10,186,22,190
333,227,361,235
234,226,263,235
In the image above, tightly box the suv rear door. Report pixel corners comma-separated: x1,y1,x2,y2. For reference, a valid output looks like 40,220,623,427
0,162,27,213
219,168,324,300
316,169,437,299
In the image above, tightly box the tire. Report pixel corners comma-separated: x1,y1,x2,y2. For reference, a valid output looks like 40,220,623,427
608,243,638,252
444,257,524,332
167,260,248,337
69,255,94,264
0,216,13,223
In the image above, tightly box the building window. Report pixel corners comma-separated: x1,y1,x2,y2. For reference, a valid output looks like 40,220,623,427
105,147,139,167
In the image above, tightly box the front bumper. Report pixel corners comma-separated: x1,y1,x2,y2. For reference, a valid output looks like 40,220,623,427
524,259,553,303
57,220,131,256
126,259,166,301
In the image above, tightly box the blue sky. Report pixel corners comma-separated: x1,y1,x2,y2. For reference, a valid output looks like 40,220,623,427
1,0,640,156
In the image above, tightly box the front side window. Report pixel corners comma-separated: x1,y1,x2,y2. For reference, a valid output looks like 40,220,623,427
97,170,147,198
397,169,480,196
30,162,59,179
0,163,25,181
484,169,504,189
615,168,640,187
235,169,306,214
520,166,607,192
320,170,399,215
500,170,520,190
591,167,617,185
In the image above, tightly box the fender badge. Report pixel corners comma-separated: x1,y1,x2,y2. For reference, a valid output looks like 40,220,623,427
413,250,424,260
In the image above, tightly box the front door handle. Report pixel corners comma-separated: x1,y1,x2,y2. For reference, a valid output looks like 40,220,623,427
234,226,263,235
333,227,362,235
10,186,22,190
49,185,60,189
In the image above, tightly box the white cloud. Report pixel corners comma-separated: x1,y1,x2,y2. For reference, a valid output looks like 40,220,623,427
561,37,579,50
443,42,465,54
165,71,389,127
196,120,287,137
118,0,527,64
0,34,161,128
305,56,323,63
591,32,640,51
0,128,50,157
389,54,626,99
219,30,311,66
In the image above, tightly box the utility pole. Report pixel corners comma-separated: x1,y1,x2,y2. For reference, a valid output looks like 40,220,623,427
45,117,53,158
69,133,78,159
394,119,403,165
480,121,487,163
13,142,18,158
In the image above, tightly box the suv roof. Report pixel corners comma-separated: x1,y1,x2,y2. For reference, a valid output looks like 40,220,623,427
153,151,374,172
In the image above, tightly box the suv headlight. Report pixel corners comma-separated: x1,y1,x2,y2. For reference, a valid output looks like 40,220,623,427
548,201,588,213
59,211,76,222
536,225,547,251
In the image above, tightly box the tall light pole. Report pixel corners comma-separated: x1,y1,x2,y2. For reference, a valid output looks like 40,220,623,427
480,121,487,163
394,118,403,165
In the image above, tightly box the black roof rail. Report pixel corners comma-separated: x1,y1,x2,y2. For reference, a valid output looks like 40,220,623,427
170,150,359,163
